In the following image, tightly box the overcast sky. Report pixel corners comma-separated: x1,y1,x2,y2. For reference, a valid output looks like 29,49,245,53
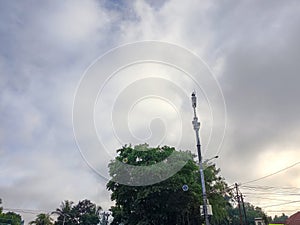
1,0,300,223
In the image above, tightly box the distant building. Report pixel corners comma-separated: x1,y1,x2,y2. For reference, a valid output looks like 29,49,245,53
255,217,266,225
254,217,266,225
285,211,300,225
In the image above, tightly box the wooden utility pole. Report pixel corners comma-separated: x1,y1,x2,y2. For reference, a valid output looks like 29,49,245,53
235,183,244,225
241,193,248,225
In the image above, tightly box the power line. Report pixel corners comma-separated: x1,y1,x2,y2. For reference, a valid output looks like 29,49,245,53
242,192,300,196
235,182,300,215
241,185,300,190
243,196,294,202
3,208,49,215
267,209,298,213
241,161,300,185
240,185,300,195
262,200,300,208
240,187,300,197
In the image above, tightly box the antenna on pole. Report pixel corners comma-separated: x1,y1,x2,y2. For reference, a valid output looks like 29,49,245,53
191,92,210,225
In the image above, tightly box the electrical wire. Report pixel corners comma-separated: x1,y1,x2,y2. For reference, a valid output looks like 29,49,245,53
232,182,300,215
241,161,300,185
3,208,50,215
267,209,298,213
261,200,300,208
243,196,293,202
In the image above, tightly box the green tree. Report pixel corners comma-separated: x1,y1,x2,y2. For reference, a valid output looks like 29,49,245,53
0,199,23,225
53,200,75,225
271,213,288,223
225,202,268,225
72,199,101,225
54,199,101,225
204,164,233,225
244,203,268,225
29,213,53,225
0,212,22,225
107,144,231,225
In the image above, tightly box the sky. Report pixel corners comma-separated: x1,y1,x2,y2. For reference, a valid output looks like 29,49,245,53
1,0,300,223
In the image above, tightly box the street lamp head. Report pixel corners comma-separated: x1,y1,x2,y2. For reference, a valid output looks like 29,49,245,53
191,91,197,108
204,155,219,164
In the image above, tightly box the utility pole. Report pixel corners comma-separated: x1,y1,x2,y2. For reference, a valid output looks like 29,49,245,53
241,193,248,225
191,92,210,225
235,183,244,225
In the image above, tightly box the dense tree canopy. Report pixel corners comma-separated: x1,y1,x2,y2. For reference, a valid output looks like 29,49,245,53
53,199,101,225
107,144,232,225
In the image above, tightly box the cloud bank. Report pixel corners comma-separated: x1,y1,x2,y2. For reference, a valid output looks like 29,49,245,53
1,0,300,222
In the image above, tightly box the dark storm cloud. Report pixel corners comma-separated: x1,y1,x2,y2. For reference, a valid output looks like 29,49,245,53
217,1,300,159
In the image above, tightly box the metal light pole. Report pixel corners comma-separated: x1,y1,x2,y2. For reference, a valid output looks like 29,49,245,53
191,92,210,225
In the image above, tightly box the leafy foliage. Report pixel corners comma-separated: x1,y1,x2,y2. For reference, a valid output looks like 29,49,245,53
107,144,231,225
204,164,233,225
224,202,268,225
271,213,288,223
0,212,22,225
0,199,23,225
53,199,101,225
29,213,53,225
53,200,75,225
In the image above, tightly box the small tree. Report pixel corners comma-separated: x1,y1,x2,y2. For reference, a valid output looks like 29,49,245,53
53,199,101,225
53,200,75,225
272,213,288,223
0,199,23,225
226,202,269,225
73,199,101,225
29,213,53,225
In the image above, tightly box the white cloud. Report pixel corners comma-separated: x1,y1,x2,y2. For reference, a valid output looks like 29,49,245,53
39,0,111,46
1,0,300,222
